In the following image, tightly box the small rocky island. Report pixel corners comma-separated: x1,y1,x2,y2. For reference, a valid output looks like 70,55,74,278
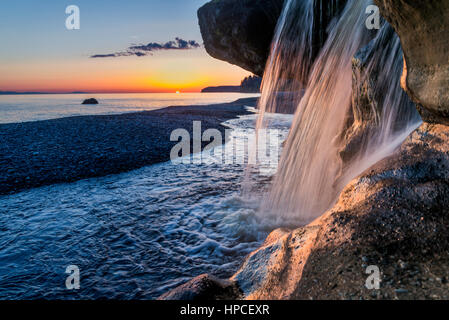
82,98,99,105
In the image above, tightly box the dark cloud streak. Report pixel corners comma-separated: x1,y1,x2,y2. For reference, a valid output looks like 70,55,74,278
90,38,201,58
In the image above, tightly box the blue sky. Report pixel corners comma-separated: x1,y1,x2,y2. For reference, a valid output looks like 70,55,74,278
0,0,251,92
0,0,207,60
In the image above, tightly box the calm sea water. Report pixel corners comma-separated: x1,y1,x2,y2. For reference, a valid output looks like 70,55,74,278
0,94,292,299
0,93,259,124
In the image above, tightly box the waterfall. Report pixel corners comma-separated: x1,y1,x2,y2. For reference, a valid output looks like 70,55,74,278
257,0,421,225
257,0,344,123
338,23,422,185
257,0,314,128
244,0,315,197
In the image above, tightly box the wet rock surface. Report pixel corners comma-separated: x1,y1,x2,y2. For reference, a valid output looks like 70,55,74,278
230,123,449,300
0,99,256,195
159,274,242,300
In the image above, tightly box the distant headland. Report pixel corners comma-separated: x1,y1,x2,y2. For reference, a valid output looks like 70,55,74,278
202,75,261,93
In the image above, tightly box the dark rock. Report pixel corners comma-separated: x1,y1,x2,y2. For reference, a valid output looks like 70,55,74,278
197,0,346,77
231,123,449,300
201,86,241,93
82,98,99,105
158,274,242,300
374,0,449,124
198,0,284,76
201,75,262,93
240,75,262,93
395,289,408,294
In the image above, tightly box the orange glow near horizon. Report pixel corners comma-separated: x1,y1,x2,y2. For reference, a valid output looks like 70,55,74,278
0,50,252,93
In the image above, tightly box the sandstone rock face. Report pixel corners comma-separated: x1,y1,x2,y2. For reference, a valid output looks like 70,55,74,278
232,123,449,299
231,227,319,299
159,274,242,300
374,0,449,124
198,0,285,76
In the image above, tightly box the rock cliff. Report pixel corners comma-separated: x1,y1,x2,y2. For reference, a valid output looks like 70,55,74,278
374,0,449,125
198,0,285,76
198,0,346,77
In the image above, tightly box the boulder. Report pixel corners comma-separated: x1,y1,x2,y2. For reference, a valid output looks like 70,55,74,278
374,0,449,124
158,274,242,300
198,0,284,76
82,98,99,105
232,123,449,299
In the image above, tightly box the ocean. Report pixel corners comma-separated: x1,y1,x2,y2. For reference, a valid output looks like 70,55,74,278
0,93,292,299
0,93,259,124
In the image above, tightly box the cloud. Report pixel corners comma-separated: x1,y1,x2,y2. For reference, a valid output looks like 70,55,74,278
90,54,118,58
90,38,201,58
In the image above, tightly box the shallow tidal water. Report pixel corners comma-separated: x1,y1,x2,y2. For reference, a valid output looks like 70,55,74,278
0,112,291,299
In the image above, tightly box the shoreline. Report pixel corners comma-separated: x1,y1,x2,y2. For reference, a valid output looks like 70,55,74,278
0,97,257,195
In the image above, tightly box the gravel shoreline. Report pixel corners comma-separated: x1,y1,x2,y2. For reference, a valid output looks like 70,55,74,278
0,98,256,195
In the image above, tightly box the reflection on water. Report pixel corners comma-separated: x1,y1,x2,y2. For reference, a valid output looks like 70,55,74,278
0,112,291,299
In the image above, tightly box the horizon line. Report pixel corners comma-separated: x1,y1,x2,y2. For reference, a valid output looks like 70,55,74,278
0,87,251,95
0,90,210,95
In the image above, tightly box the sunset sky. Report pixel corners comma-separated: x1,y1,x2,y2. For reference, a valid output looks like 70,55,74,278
0,0,252,93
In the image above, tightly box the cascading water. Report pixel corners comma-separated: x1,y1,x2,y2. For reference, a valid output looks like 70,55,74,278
338,23,422,184
256,0,345,125
243,0,315,197
257,0,421,225
257,0,314,123
247,0,342,195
